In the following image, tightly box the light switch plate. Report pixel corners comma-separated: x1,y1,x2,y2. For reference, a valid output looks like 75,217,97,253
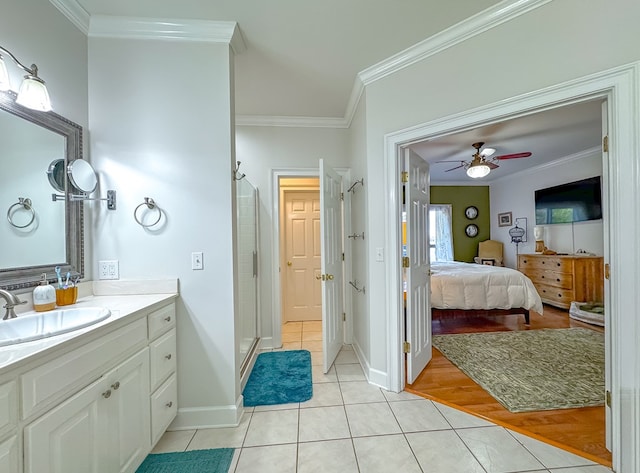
191,252,204,270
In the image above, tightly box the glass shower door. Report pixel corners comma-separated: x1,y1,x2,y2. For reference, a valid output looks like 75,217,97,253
236,178,259,372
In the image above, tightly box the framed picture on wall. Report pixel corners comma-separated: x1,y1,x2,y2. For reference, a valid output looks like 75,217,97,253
498,212,512,227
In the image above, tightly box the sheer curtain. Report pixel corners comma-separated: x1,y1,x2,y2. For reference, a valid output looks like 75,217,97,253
430,204,454,261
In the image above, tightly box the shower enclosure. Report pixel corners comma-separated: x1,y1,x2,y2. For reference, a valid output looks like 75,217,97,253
236,178,259,375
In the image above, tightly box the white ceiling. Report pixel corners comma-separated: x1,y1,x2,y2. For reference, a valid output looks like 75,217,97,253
62,0,602,182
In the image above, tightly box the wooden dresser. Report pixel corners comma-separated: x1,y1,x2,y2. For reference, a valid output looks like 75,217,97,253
518,254,604,309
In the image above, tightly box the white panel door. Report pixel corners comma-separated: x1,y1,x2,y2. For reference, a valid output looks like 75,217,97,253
320,160,344,373
405,148,432,384
283,190,322,322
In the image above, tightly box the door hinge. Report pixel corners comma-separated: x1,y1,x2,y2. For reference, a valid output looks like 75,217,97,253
340,192,344,201
401,171,409,183
402,256,410,268
343,312,346,322
604,263,610,280
342,252,345,261
403,341,411,353
603,135,609,153
606,390,611,407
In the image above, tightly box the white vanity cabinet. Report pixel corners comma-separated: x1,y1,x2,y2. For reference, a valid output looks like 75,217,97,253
24,348,150,473
0,297,178,473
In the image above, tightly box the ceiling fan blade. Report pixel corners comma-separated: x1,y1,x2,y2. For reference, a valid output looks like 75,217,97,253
494,152,532,160
434,160,466,163
445,163,466,172
486,162,499,169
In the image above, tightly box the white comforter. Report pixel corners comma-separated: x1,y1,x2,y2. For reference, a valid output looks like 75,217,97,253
430,261,543,314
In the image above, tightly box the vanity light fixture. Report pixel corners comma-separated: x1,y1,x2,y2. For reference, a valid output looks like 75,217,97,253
0,45,52,112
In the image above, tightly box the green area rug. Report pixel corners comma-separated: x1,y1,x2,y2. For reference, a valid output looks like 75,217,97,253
243,349,313,407
136,448,234,473
432,328,605,412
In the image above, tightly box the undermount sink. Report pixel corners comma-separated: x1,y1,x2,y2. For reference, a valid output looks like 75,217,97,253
0,307,111,347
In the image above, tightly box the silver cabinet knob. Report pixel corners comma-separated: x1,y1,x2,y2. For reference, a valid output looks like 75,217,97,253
164,316,171,322
102,389,112,399
166,401,173,408
111,381,120,390
165,354,172,360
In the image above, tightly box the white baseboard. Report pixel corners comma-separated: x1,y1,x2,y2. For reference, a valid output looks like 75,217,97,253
169,396,244,430
352,341,390,391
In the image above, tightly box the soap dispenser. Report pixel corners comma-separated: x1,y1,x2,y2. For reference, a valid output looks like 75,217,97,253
33,273,56,312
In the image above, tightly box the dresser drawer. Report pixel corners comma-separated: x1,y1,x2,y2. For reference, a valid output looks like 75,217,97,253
151,373,177,446
148,303,176,341
150,329,176,391
519,255,572,272
21,317,147,419
525,269,573,289
536,284,574,308
0,381,17,438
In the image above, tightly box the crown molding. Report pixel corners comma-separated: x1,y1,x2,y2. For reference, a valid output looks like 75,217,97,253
88,16,246,53
48,0,90,34
235,115,349,128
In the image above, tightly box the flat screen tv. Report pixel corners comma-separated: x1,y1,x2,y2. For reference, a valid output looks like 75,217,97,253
535,176,602,224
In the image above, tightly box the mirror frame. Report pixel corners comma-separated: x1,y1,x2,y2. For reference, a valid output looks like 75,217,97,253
0,90,84,291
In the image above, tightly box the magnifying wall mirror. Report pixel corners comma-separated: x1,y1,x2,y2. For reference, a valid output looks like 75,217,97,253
47,158,65,193
67,159,98,193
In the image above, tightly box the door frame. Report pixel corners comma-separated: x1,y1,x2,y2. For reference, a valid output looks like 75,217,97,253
271,168,353,349
384,63,640,471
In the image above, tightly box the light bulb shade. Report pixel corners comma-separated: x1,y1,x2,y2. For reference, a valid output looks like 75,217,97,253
466,162,490,178
0,57,10,91
16,75,51,111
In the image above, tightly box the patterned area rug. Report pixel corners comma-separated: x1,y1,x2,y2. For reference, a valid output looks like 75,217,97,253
243,350,313,407
136,448,234,473
432,328,605,412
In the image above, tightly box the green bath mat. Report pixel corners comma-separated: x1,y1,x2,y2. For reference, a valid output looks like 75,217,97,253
136,448,234,473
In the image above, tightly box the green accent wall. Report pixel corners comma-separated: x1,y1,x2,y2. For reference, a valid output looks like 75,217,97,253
431,186,490,263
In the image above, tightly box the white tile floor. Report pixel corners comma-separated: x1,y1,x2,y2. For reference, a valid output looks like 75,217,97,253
153,322,612,473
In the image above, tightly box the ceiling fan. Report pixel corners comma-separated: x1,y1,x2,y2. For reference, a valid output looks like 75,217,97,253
436,142,532,178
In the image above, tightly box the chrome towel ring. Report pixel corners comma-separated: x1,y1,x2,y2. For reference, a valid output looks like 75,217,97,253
7,197,36,228
134,197,162,228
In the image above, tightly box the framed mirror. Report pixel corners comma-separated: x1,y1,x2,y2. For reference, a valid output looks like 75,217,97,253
0,90,84,291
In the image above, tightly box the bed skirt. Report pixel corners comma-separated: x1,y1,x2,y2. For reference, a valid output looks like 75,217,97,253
432,307,530,324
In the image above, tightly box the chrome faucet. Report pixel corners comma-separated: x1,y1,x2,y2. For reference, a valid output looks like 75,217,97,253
0,289,27,320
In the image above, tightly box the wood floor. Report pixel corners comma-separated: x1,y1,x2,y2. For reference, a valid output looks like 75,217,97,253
406,305,611,467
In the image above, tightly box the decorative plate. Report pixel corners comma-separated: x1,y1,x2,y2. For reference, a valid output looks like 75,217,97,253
465,205,478,219
465,224,479,237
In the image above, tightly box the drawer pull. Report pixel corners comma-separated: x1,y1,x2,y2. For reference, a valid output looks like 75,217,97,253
557,263,561,266
556,278,560,282
165,354,172,360
541,275,545,279
111,381,120,390
164,316,171,322
102,389,112,399
166,401,173,408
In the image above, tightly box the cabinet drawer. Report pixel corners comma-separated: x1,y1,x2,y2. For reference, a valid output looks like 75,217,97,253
151,373,177,446
148,304,176,341
150,329,176,391
519,255,572,272
0,380,17,438
21,317,147,420
525,269,573,289
0,435,18,473
537,284,574,307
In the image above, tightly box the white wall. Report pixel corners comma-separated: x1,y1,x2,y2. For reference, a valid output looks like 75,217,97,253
235,126,350,343
490,150,604,268
88,37,240,427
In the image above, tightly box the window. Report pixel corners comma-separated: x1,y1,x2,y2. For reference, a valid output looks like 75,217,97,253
429,205,453,261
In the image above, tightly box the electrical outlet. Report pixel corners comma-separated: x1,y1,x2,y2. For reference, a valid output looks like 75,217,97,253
191,252,204,270
98,260,119,280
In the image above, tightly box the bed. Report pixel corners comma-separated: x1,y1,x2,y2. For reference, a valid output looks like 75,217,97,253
430,261,543,324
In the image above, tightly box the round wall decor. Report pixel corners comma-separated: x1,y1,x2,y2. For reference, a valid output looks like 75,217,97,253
465,224,479,237
465,205,478,219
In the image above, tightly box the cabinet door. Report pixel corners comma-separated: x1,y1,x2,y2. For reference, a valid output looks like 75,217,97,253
106,348,150,473
0,436,18,473
24,376,109,473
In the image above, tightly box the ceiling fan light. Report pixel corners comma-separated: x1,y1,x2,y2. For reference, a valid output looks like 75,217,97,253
0,56,10,91
466,162,490,178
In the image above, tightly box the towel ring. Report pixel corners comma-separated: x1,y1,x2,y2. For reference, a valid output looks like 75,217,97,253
7,197,36,228
134,197,162,228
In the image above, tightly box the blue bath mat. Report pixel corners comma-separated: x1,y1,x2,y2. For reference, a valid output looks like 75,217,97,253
136,448,234,473
243,350,313,406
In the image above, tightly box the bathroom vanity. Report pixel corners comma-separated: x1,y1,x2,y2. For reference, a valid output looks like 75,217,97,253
0,288,178,473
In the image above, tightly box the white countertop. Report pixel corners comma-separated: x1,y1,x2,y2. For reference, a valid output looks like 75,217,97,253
0,290,178,373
